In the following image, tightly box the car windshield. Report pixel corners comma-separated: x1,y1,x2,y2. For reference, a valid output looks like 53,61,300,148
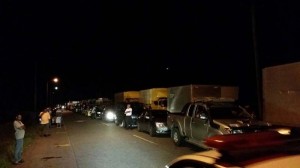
209,105,251,119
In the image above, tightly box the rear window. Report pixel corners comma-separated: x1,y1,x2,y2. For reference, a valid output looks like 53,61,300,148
209,106,251,119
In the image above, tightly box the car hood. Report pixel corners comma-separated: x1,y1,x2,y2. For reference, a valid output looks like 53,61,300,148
153,118,167,122
213,119,272,129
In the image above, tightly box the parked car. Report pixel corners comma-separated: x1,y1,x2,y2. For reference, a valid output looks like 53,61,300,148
83,107,92,117
137,109,170,136
114,102,145,128
165,128,300,168
90,106,104,119
72,104,83,113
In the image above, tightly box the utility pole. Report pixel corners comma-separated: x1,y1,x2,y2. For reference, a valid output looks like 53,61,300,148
251,1,263,120
34,61,38,115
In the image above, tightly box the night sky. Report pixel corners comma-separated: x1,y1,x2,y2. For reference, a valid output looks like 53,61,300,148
0,0,299,118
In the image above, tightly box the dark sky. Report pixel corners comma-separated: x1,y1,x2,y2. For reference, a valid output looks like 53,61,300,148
0,0,299,114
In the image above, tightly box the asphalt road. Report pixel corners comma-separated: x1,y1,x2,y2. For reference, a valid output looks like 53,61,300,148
64,111,205,168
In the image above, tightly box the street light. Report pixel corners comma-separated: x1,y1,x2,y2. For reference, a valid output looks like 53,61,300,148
46,77,59,107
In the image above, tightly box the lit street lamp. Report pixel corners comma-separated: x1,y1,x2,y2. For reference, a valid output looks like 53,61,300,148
46,77,59,107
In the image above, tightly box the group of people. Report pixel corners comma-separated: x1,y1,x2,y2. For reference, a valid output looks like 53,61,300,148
12,107,62,165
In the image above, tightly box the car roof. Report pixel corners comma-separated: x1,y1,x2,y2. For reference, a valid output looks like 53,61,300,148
165,150,220,167
166,150,300,168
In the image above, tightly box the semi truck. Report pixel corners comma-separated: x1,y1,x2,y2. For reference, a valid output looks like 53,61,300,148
262,62,300,127
139,88,168,110
167,84,239,113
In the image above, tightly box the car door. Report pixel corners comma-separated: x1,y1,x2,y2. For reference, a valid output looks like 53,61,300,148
184,104,195,137
144,111,151,132
191,104,209,142
138,111,146,130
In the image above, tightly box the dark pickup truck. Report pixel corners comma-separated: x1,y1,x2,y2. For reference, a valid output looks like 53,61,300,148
167,98,273,149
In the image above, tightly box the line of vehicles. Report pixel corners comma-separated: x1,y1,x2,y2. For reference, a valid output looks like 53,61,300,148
69,84,276,147
67,62,300,167
68,83,300,168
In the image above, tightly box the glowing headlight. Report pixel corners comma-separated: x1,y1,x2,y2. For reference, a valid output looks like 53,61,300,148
155,122,166,128
105,111,115,120
97,112,101,114
277,128,291,135
232,129,243,134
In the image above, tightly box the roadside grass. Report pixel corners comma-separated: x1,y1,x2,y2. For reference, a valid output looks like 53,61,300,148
0,122,38,168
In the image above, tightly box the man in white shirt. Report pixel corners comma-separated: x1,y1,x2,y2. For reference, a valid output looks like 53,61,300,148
13,114,25,165
124,104,133,129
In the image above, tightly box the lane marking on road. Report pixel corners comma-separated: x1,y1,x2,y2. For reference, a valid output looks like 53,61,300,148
133,135,158,145
56,144,70,147
75,120,85,123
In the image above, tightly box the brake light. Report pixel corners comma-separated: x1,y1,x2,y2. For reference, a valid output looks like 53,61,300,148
205,131,287,151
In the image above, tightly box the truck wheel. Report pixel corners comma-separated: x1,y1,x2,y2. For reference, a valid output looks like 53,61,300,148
172,128,183,146
149,126,156,137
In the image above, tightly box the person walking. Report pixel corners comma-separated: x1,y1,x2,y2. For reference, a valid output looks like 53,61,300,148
13,114,25,165
124,104,133,129
39,108,51,137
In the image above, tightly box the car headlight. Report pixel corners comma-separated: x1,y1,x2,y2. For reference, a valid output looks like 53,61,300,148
155,122,166,128
105,111,115,120
97,112,101,114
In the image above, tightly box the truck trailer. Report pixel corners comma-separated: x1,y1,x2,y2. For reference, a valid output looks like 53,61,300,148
114,91,140,103
167,84,239,113
139,88,168,110
262,62,300,127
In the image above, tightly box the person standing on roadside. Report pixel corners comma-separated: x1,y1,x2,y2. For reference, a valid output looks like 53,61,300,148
39,108,51,137
13,114,25,165
124,104,133,129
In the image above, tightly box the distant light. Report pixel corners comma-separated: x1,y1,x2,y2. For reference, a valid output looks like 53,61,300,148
165,67,169,71
53,77,59,83
55,86,58,90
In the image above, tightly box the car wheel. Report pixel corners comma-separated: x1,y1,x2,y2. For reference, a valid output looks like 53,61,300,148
120,120,125,128
149,126,156,137
172,128,183,146
115,118,119,125
137,123,142,132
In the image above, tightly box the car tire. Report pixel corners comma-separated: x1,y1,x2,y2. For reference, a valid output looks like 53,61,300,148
172,128,183,146
149,126,155,137
120,120,125,128
137,123,142,132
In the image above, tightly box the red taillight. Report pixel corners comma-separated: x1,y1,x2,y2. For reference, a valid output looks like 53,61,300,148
204,131,287,151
